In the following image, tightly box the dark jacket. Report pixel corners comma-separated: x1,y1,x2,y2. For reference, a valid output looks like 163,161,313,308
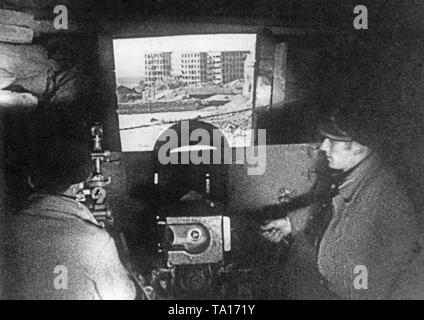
8,194,136,300
286,154,421,299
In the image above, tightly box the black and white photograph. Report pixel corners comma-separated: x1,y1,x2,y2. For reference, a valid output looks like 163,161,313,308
1,0,424,306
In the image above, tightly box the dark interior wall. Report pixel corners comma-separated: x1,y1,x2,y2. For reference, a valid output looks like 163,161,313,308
284,40,322,102
0,111,6,299
378,35,424,217
256,100,321,145
227,144,316,213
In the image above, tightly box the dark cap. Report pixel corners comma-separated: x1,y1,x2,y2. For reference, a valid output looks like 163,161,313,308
30,137,92,191
318,104,378,147
318,112,353,142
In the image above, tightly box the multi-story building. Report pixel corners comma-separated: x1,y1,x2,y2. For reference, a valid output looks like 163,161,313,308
206,52,222,85
144,50,250,86
144,52,172,85
180,52,208,85
221,51,249,84
171,52,182,78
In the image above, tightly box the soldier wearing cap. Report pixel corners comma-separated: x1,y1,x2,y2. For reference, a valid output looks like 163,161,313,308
261,105,421,299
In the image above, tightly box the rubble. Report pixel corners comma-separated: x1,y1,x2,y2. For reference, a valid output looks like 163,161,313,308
117,85,143,102
117,78,253,143
201,95,232,106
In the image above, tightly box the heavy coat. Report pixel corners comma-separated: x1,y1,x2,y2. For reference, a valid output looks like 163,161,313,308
285,154,421,299
8,194,136,300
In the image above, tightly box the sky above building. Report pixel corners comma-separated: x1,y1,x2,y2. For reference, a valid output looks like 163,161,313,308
113,33,256,79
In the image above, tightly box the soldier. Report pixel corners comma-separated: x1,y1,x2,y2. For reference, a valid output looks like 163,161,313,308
8,138,136,300
261,105,421,299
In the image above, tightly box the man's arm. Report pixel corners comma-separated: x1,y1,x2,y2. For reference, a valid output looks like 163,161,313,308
260,189,315,243
261,206,313,242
